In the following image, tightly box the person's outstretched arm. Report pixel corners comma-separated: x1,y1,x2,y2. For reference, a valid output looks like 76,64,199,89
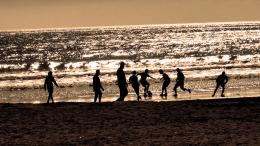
137,73,143,76
148,74,155,79
225,76,229,84
53,78,59,87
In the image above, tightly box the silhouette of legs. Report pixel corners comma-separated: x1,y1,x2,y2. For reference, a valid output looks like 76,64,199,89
117,86,128,101
140,80,150,97
145,83,150,94
213,84,225,97
221,84,225,97
212,84,218,97
212,84,222,97
94,90,102,103
173,82,191,97
47,89,54,104
161,80,170,96
133,85,141,101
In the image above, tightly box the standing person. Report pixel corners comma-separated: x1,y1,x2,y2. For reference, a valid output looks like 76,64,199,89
93,70,104,103
138,69,154,98
116,62,128,101
44,71,59,104
212,71,229,97
159,69,170,97
173,68,191,97
129,71,141,101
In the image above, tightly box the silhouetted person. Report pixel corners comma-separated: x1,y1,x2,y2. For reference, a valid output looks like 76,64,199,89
129,71,141,101
44,71,59,103
173,68,191,97
93,70,104,103
212,71,229,97
159,69,170,97
138,69,154,97
116,62,128,101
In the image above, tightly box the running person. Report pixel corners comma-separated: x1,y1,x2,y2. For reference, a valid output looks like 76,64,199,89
173,68,191,97
212,71,228,97
159,69,170,97
138,69,154,97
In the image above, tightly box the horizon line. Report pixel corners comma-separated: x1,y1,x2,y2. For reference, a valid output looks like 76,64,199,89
1,21,260,33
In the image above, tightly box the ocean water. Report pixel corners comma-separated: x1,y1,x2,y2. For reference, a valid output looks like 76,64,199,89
0,22,259,102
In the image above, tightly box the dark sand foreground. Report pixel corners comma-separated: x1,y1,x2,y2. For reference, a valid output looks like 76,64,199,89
1,97,260,145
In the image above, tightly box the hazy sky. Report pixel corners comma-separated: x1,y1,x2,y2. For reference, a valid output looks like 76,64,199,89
1,0,260,30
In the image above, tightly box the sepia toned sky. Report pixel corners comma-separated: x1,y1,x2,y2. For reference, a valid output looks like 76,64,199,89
1,0,260,30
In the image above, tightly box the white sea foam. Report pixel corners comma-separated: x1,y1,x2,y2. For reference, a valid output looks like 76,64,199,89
0,22,259,91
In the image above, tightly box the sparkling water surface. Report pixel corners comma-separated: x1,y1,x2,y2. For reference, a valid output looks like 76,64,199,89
0,22,259,103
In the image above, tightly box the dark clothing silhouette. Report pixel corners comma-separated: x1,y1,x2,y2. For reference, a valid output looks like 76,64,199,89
160,72,170,96
129,74,141,101
212,72,229,97
138,71,153,97
93,72,104,103
176,71,185,82
116,65,128,101
173,69,191,97
44,72,58,103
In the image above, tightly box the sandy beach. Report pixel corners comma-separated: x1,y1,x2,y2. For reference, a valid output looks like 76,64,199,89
1,97,260,145
0,76,259,103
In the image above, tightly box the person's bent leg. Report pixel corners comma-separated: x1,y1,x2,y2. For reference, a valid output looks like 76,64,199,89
164,81,170,96
161,84,164,96
173,83,179,96
144,84,148,97
180,82,187,91
147,82,150,93
212,84,220,97
136,86,141,101
221,84,225,97
133,86,140,101
135,86,140,96
180,83,191,94
161,82,166,96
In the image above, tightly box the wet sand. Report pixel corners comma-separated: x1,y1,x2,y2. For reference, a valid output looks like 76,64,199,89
1,97,260,145
0,77,259,103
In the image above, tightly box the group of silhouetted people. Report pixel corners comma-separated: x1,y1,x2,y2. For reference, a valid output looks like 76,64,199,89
43,61,229,103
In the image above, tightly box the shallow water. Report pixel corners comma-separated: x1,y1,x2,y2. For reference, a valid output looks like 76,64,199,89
0,77,259,103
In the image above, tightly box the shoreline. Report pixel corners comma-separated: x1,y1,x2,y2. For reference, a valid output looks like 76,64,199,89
0,76,259,103
1,96,260,145
1,95,260,105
